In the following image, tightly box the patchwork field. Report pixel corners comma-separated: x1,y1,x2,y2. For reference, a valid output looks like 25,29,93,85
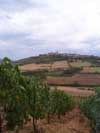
20,60,100,86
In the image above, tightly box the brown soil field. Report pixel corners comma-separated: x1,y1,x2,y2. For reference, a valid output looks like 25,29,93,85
47,74,100,85
20,61,69,72
51,86,95,97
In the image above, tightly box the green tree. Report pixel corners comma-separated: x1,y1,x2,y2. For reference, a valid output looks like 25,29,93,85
0,57,28,132
26,77,47,132
49,89,74,120
80,87,100,133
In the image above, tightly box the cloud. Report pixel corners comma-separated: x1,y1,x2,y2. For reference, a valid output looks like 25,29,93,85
0,0,100,59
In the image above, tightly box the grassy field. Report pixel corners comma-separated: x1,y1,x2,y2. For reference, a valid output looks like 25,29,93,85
70,61,91,67
82,67,100,73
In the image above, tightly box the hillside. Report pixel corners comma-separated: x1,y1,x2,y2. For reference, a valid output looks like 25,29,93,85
16,53,100,66
0,59,2,63
16,53,100,87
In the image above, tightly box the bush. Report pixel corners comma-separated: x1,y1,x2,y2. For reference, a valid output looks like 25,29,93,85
80,88,100,133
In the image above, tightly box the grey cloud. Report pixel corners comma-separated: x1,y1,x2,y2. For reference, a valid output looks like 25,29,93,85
82,37,100,46
0,0,48,12
0,0,100,59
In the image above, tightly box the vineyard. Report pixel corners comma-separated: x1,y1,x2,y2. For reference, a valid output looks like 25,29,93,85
0,58,75,133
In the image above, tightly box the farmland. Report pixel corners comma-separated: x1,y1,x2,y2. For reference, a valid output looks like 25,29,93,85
70,61,91,67
20,60,92,72
20,61,69,72
1,54,100,133
20,61,100,86
82,66,100,73
47,74,100,86
20,57,96,133
17,54,100,132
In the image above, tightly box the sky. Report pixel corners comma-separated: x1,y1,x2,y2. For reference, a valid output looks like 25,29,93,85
0,0,100,60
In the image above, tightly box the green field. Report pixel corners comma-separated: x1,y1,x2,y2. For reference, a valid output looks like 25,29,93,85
82,67,100,73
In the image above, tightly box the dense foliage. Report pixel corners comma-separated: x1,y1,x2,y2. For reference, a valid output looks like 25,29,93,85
0,57,75,133
80,88,100,133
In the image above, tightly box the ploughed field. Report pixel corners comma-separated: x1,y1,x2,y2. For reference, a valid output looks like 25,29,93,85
47,74,100,86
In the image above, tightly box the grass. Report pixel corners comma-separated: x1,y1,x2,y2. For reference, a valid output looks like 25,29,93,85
82,67,100,73
70,61,91,67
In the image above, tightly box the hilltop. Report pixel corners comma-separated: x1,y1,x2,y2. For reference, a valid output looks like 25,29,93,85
16,53,100,65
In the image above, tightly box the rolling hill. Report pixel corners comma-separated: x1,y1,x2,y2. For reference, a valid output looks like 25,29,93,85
16,53,100,66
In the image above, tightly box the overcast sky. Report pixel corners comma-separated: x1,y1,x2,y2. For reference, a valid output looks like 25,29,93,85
0,0,100,60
